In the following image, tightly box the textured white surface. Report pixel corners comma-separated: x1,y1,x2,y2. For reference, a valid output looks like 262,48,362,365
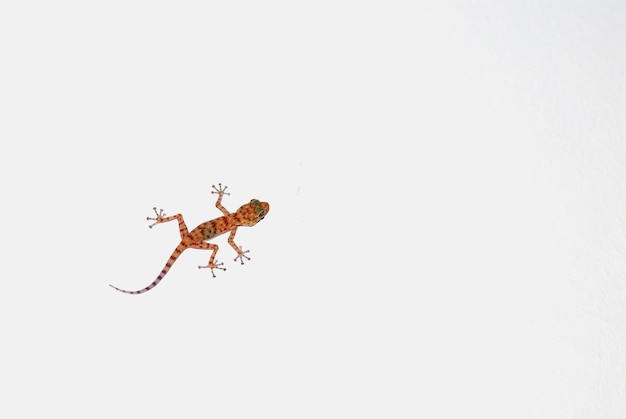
1,1,624,417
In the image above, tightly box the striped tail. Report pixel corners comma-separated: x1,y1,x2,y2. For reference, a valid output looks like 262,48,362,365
109,243,187,295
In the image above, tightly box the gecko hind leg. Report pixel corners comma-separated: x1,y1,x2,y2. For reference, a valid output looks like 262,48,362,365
198,261,226,278
147,207,167,228
147,208,189,239
193,242,227,278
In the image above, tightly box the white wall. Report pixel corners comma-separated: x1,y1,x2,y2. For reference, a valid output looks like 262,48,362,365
1,1,625,417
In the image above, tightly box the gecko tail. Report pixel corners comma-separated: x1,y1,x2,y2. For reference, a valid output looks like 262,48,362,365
109,243,187,295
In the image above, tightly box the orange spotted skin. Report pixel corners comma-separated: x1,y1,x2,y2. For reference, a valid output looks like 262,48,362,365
110,184,269,295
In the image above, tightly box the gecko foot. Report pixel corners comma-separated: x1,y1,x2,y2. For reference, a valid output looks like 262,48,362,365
211,183,230,198
234,247,251,265
146,207,166,228
198,260,226,278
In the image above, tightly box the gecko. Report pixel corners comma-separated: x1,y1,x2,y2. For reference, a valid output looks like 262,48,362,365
109,183,269,295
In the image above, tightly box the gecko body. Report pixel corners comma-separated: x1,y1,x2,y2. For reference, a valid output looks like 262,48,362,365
110,184,269,295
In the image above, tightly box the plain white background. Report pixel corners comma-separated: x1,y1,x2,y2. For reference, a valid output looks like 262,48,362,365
1,1,625,417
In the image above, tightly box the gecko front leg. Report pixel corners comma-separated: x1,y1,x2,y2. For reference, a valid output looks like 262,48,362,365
226,227,251,265
211,183,230,216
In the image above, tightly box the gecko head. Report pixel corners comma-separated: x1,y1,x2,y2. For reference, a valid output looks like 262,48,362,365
237,199,269,226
